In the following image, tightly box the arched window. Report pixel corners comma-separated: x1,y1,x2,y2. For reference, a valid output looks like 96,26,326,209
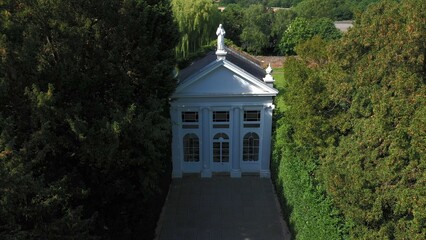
213,133,229,163
213,133,229,140
243,132,259,161
183,134,199,162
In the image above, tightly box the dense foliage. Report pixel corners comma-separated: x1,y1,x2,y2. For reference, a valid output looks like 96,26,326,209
321,1,426,238
218,3,342,55
220,4,270,54
220,0,301,8
294,0,352,20
272,0,426,239
171,1,295,56
0,0,178,239
239,4,273,55
220,0,380,19
217,0,383,55
272,37,347,240
171,0,219,59
279,17,342,55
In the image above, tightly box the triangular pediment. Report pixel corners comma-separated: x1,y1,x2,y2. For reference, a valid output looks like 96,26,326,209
173,61,278,98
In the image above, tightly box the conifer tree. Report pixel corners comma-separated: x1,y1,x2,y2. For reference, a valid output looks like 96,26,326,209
0,0,178,238
273,0,425,239
320,0,426,238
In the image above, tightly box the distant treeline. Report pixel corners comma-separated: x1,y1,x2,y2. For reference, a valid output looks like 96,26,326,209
173,0,380,57
219,0,380,18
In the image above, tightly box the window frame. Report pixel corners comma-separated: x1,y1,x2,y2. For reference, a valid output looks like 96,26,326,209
183,133,200,162
181,111,199,129
243,109,261,128
213,111,230,122
242,132,260,162
212,133,230,163
244,110,261,122
182,111,199,123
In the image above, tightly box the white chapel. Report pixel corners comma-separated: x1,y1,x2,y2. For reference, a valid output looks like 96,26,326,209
170,25,278,178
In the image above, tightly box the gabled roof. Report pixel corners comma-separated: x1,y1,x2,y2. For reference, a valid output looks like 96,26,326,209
177,47,265,84
177,51,217,83
172,47,278,99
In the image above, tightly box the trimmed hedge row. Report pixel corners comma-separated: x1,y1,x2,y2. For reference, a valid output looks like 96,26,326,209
271,71,346,240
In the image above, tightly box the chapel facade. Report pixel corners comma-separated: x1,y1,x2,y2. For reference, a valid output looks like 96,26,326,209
170,26,278,178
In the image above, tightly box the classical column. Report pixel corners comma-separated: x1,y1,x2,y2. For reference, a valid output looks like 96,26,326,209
260,105,274,178
171,106,182,178
201,107,212,178
231,106,242,178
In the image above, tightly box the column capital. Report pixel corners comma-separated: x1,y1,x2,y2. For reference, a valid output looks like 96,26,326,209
263,104,275,110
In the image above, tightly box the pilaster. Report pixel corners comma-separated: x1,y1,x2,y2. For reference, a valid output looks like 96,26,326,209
231,106,242,178
260,105,274,178
201,107,212,178
171,106,182,178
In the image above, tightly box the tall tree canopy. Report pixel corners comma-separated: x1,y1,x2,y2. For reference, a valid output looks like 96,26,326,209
214,0,383,56
172,0,219,59
239,4,273,55
219,3,245,46
294,0,352,20
270,8,298,49
0,0,178,239
220,0,302,7
279,17,342,55
220,3,280,55
273,0,425,239
321,0,426,238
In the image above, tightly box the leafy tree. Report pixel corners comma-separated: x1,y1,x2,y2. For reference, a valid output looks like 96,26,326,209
239,4,274,54
272,36,346,240
271,9,298,39
320,0,426,238
240,27,269,55
172,0,220,59
220,0,301,7
294,0,352,20
273,0,425,239
229,0,265,7
219,0,237,4
345,0,380,16
271,9,298,53
279,17,341,55
218,2,299,55
0,0,178,239
219,3,245,46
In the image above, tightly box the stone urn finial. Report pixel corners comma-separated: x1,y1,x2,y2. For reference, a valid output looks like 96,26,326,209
263,63,275,87
266,63,272,75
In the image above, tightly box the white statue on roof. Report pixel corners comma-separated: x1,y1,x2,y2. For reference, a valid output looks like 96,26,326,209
216,24,226,51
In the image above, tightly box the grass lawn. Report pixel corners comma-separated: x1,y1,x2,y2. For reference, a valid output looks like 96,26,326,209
272,70,285,90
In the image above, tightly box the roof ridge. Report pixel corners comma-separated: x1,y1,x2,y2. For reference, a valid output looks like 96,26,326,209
177,47,266,84
225,47,262,67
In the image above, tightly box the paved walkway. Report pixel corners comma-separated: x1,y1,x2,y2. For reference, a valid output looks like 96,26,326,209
155,176,291,240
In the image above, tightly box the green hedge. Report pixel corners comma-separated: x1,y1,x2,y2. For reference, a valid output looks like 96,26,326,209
271,70,346,240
